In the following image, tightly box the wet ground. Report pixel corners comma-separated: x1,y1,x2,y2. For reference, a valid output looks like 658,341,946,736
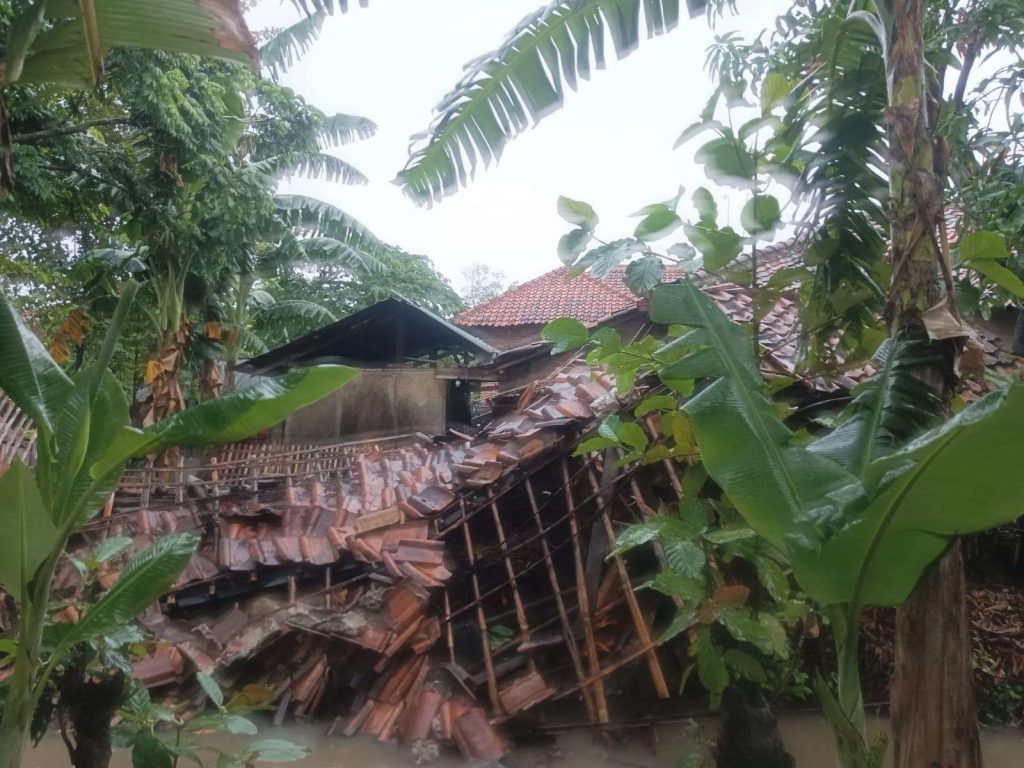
27,714,1024,767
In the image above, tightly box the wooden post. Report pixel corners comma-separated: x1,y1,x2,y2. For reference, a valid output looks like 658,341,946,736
585,464,669,699
459,500,502,714
487,491,536,673
560,459,610,723
524,477,597,722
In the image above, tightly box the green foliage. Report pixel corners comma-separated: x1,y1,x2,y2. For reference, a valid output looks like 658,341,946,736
115,676,308,768
613,493,806,709
0,284,355,767
541,317,589,354
397,0,693,205
3,0,256,90
651,281,1024,607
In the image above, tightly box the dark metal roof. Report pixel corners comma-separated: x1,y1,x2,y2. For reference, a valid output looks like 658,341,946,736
238,295,498,375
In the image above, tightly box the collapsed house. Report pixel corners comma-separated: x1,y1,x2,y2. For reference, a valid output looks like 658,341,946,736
5,240,1023,758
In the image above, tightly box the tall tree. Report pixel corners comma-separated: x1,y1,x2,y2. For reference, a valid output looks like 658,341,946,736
460,263,514,307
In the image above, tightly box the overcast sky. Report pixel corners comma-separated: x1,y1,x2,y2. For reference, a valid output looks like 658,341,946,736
246,1,794,292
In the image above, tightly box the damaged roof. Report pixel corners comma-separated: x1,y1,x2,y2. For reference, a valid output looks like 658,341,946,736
240,294,498,375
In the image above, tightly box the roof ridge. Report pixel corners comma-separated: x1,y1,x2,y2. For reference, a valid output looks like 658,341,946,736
455,266,567,325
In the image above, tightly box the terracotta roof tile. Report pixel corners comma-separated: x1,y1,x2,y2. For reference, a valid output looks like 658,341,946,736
455,265,686,327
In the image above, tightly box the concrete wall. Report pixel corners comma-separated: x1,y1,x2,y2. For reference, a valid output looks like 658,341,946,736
283,368,447,443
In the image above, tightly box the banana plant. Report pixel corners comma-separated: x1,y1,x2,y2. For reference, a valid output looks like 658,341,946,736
2,1,256,90
0,282,357,768
648,281,1024,768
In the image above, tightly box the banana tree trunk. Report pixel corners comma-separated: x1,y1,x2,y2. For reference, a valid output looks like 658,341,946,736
140,323,188,427
883,2,982,766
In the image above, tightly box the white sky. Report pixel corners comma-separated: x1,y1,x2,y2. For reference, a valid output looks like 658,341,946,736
246,1,794,291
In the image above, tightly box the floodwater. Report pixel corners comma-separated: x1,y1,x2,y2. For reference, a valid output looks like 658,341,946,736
26,714,1024,767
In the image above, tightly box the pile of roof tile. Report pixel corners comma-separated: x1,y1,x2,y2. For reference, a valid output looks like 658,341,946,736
60,363,649,761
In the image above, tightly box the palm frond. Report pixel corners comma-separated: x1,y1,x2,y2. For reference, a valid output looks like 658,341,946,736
238,327,270,356
280,152,368,184
274,194,379,250
259,299,337,325
290,0,368,14
790,13,890,367
396,0,694,206
318,113,378,147
298,236,383,273
260,10,326,79
809,338,943,477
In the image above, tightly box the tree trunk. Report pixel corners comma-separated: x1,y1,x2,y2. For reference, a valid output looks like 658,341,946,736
140,323,188,427
892,545,981,768
60,667,125,768
883,2,982,767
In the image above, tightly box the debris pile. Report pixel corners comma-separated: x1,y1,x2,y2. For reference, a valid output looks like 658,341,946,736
60,364,692,760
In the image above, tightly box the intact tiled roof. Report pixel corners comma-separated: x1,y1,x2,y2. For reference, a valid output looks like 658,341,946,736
455,241,804,329
455,265,687,327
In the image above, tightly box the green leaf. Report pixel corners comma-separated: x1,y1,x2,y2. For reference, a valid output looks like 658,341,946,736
16,1,257,89
704,528,758,545
970,259,1024,297
0,460,59,599
797,384,1024,606
611,512,705,557
624,255,666,294
260,10,326,79
723,649,767,684
633,207,683,242
573,436,620,456
717,608,770,651
541,317,590,354
663,540,707,579
739,116,782,141
188,713,258,736
196,671,224,708
635,395,679,418
617,422,649,453
760,72,792,114
696,631,729,695
577,239,644,277
694,137,756,189
740,194,782,237
809,338,942,477
131,733,172,768
753,556,790,603
98,366,358,471
757,613,789,657
4,0,48,83
659,609,697,643
674,120,722,149
558,228,592,265
0,293,74,438
692,187,718,224
959,230,1009,261
598,415,624,441
683,224,743,271
650,282,858,552
557,196,598,230
643,571,705,603
246,739,311,762
93,536,133,565
54,534,198,658
397,1,685,205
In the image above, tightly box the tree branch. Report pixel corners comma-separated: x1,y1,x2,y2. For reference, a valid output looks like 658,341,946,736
11,117,135,145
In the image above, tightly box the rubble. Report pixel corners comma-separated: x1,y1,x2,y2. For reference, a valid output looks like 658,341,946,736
54,362,698,761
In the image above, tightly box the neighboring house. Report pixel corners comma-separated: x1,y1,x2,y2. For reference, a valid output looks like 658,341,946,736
455,265,686,352
456,242,1021,396
237,294,500,443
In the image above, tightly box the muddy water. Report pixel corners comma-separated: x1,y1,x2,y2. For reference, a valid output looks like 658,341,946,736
26,715,1023,767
